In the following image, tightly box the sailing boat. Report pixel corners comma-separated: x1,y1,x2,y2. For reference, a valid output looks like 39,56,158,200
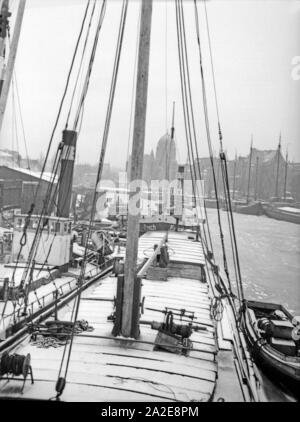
235,138,264,216
0,0,116,342
0,0,298,402
262,137,300,224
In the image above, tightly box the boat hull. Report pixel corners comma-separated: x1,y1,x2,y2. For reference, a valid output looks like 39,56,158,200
263,205,300,224
243,301,300,394
235,202,264,216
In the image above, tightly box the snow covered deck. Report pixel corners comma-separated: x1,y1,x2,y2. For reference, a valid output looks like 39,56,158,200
0,232,242,402
0,263,100,339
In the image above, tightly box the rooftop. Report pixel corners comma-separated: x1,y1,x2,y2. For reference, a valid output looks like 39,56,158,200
0,165,58,184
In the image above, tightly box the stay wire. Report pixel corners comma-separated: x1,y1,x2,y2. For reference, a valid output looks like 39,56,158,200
176,0,211,256
31,0,92,205
193,0,231,288
200,0,244,302
66,0,97,128
55,0,128,397
9,0,92,282
178,0,213,254
73,0,107,130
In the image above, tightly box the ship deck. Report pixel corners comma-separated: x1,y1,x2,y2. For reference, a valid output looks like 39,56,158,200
0,232,243,402
0,263,98,339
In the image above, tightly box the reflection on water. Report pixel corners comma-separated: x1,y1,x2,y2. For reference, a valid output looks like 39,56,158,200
205,209,300,316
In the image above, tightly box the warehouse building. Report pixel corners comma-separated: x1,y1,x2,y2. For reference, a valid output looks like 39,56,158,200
0,166,57,214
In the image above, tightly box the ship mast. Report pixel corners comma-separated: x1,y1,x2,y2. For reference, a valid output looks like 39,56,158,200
0,0,26,139
254,156,259,201
283,146,288,200
170,101,175,140
0,0,11,96
232,152,237,201
246,135,253,204
274,132,281,199
122,0,153,338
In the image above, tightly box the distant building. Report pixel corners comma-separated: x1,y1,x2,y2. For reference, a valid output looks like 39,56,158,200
289,162,300,202
194,148,300,202
0,165,57,213
127,132,178,183
0,149,21,167
155,133,178,181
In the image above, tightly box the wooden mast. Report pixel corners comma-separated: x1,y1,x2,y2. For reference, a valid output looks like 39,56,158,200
254,156,259,201
274,132,281,199
170,101,175,140
232,153,237,201
122,0,153,338
0,0,26,139
246,136,253,204
0,0,10,96
165,102,175,180
283,147,288,200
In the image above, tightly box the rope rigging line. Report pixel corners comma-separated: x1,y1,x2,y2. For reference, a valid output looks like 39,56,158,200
6,34,37,206
176,0,214,254
126,1,141,172
54,0,128,401
175,0,198,214
66,0,98,129
72,0,107,130
13,71,30,170
203,0,222,145
27,0,92,209
9,136,75,316
6,1,109,308
193,0,232,292
200,0,245,304
220,161,239,287
221,153,244,302
7,0,93,293
174,0,213,258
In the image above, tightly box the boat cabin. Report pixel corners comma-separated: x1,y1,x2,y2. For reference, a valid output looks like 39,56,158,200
12,215,72,267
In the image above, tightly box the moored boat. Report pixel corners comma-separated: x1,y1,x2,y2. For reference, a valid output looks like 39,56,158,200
235,201,264,216
243,300,300,394
262,204,300,225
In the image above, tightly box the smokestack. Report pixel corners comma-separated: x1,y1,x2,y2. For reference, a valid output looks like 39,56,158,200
57,129,77,218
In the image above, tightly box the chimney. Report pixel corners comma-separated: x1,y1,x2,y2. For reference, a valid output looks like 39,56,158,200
57,130,77,218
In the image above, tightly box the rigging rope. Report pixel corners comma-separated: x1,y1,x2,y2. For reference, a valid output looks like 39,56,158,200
66,0,97,129
193,0,232,292
8,0,93,293
175,0,214,260
7,8,101,315
177,0,214,253
31,0,92,205
54,0,128,400
200,0,245,304
125,1,141,172
72,0,107,130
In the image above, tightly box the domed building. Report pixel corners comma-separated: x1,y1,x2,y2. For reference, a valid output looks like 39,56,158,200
155,133,178,181
126,133,178,183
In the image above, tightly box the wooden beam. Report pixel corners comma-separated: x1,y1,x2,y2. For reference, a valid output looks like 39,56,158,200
137,233,167,278
122,0,153,338
0,0,26,141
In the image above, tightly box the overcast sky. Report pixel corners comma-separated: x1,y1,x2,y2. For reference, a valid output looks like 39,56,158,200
1,0,299,169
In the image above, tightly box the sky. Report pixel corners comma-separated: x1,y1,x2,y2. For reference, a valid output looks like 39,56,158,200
0,0,299,169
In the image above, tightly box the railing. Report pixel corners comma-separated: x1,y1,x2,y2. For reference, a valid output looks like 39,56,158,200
137,233,168,279
0,258,114,328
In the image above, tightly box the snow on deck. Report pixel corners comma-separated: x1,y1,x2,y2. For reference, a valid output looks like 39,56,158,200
119,231,206,266
278,207,300,214
0,263,97,338
0,232,217,402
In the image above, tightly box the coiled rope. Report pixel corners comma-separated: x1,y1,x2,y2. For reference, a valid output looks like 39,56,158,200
0,352,30,378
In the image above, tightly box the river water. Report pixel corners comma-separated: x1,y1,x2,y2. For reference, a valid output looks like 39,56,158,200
205,209,300,316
